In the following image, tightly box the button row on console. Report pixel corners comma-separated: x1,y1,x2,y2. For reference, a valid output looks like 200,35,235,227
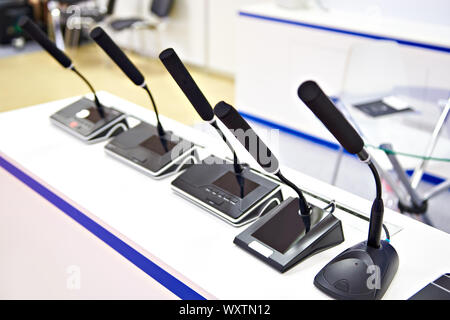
205,187,238,205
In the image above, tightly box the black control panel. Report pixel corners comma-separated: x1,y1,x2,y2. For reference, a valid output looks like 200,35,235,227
409,274,450,300
105,121,197,176
50,97,127,140
171,156,282,224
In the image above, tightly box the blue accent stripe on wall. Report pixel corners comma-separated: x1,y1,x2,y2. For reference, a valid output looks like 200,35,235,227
239,11,450,54
0,156,206,300
239,111,445,186
239,110,346,153
406,170,446,186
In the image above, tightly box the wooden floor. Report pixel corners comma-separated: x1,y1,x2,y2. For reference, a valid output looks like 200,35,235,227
0,44,235,125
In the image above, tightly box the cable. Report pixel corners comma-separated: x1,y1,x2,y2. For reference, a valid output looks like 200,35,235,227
366,144,450,162
276,171,310,216
322,200,336,214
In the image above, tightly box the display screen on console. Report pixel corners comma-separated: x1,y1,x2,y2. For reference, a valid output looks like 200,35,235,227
212,171,259,198
140,135,177,156
252,200,322,254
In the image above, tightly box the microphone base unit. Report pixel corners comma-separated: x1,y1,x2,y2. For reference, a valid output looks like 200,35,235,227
234,197,344,273
314,240,399,300
105,121,200,179
50,97,128,144
171,156,283,227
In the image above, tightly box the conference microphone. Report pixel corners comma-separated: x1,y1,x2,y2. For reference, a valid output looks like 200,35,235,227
298,80,398,300
298,80,380,245
159,48,242,173
213,101,310,220
18,16,105,118
89,26,165,136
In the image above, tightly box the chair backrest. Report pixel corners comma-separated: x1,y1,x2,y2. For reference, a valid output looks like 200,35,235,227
150,0,175,18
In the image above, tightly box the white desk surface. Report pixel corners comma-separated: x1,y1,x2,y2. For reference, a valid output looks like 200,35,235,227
0,92,449,299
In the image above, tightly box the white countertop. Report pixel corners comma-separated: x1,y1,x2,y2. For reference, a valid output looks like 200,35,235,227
0,92,449,299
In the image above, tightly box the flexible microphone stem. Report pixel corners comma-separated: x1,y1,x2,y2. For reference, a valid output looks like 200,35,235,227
143,85,165,137
71,67,105,118
210,120,242,174
358,150,384,248
368,162,382,200
367,161,384,248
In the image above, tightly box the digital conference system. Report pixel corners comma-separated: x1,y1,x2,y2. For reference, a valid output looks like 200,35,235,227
18,16,399,300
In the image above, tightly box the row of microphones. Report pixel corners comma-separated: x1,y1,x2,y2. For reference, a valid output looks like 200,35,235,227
298,81,398,300
158,48,243,174
89,27,166,137
18,16,396,298
18,16,105,119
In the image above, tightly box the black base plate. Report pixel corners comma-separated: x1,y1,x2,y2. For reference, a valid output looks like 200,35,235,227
50,97,128,143
314,240,399,300
234,197,344,272
409,274,450,300
105,121,198,178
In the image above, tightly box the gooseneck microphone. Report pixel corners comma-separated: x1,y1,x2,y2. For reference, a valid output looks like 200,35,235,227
298,80,383,247
298,80,398,300
159,48,242,173
89,26,165,137
213,101,311,223
18,16,105,118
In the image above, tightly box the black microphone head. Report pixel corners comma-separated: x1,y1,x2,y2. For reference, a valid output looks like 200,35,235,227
90,27,145,86
159,48,214,122
298,80,364,154
18,16,72,69
214,101,279,174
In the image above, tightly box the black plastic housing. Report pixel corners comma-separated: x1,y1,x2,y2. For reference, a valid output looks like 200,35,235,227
171,156,283,226
234,197,344,272
314,240,399,300
50,97,127,143
105,121,198,178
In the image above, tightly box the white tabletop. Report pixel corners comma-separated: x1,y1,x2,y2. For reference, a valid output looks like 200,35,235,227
0,92,449,299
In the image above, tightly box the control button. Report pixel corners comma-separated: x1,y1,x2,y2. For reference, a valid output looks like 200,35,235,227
69,121,79,128
207,197,224,206
75,109,90,119
129,150,148,163
205,188,211,193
